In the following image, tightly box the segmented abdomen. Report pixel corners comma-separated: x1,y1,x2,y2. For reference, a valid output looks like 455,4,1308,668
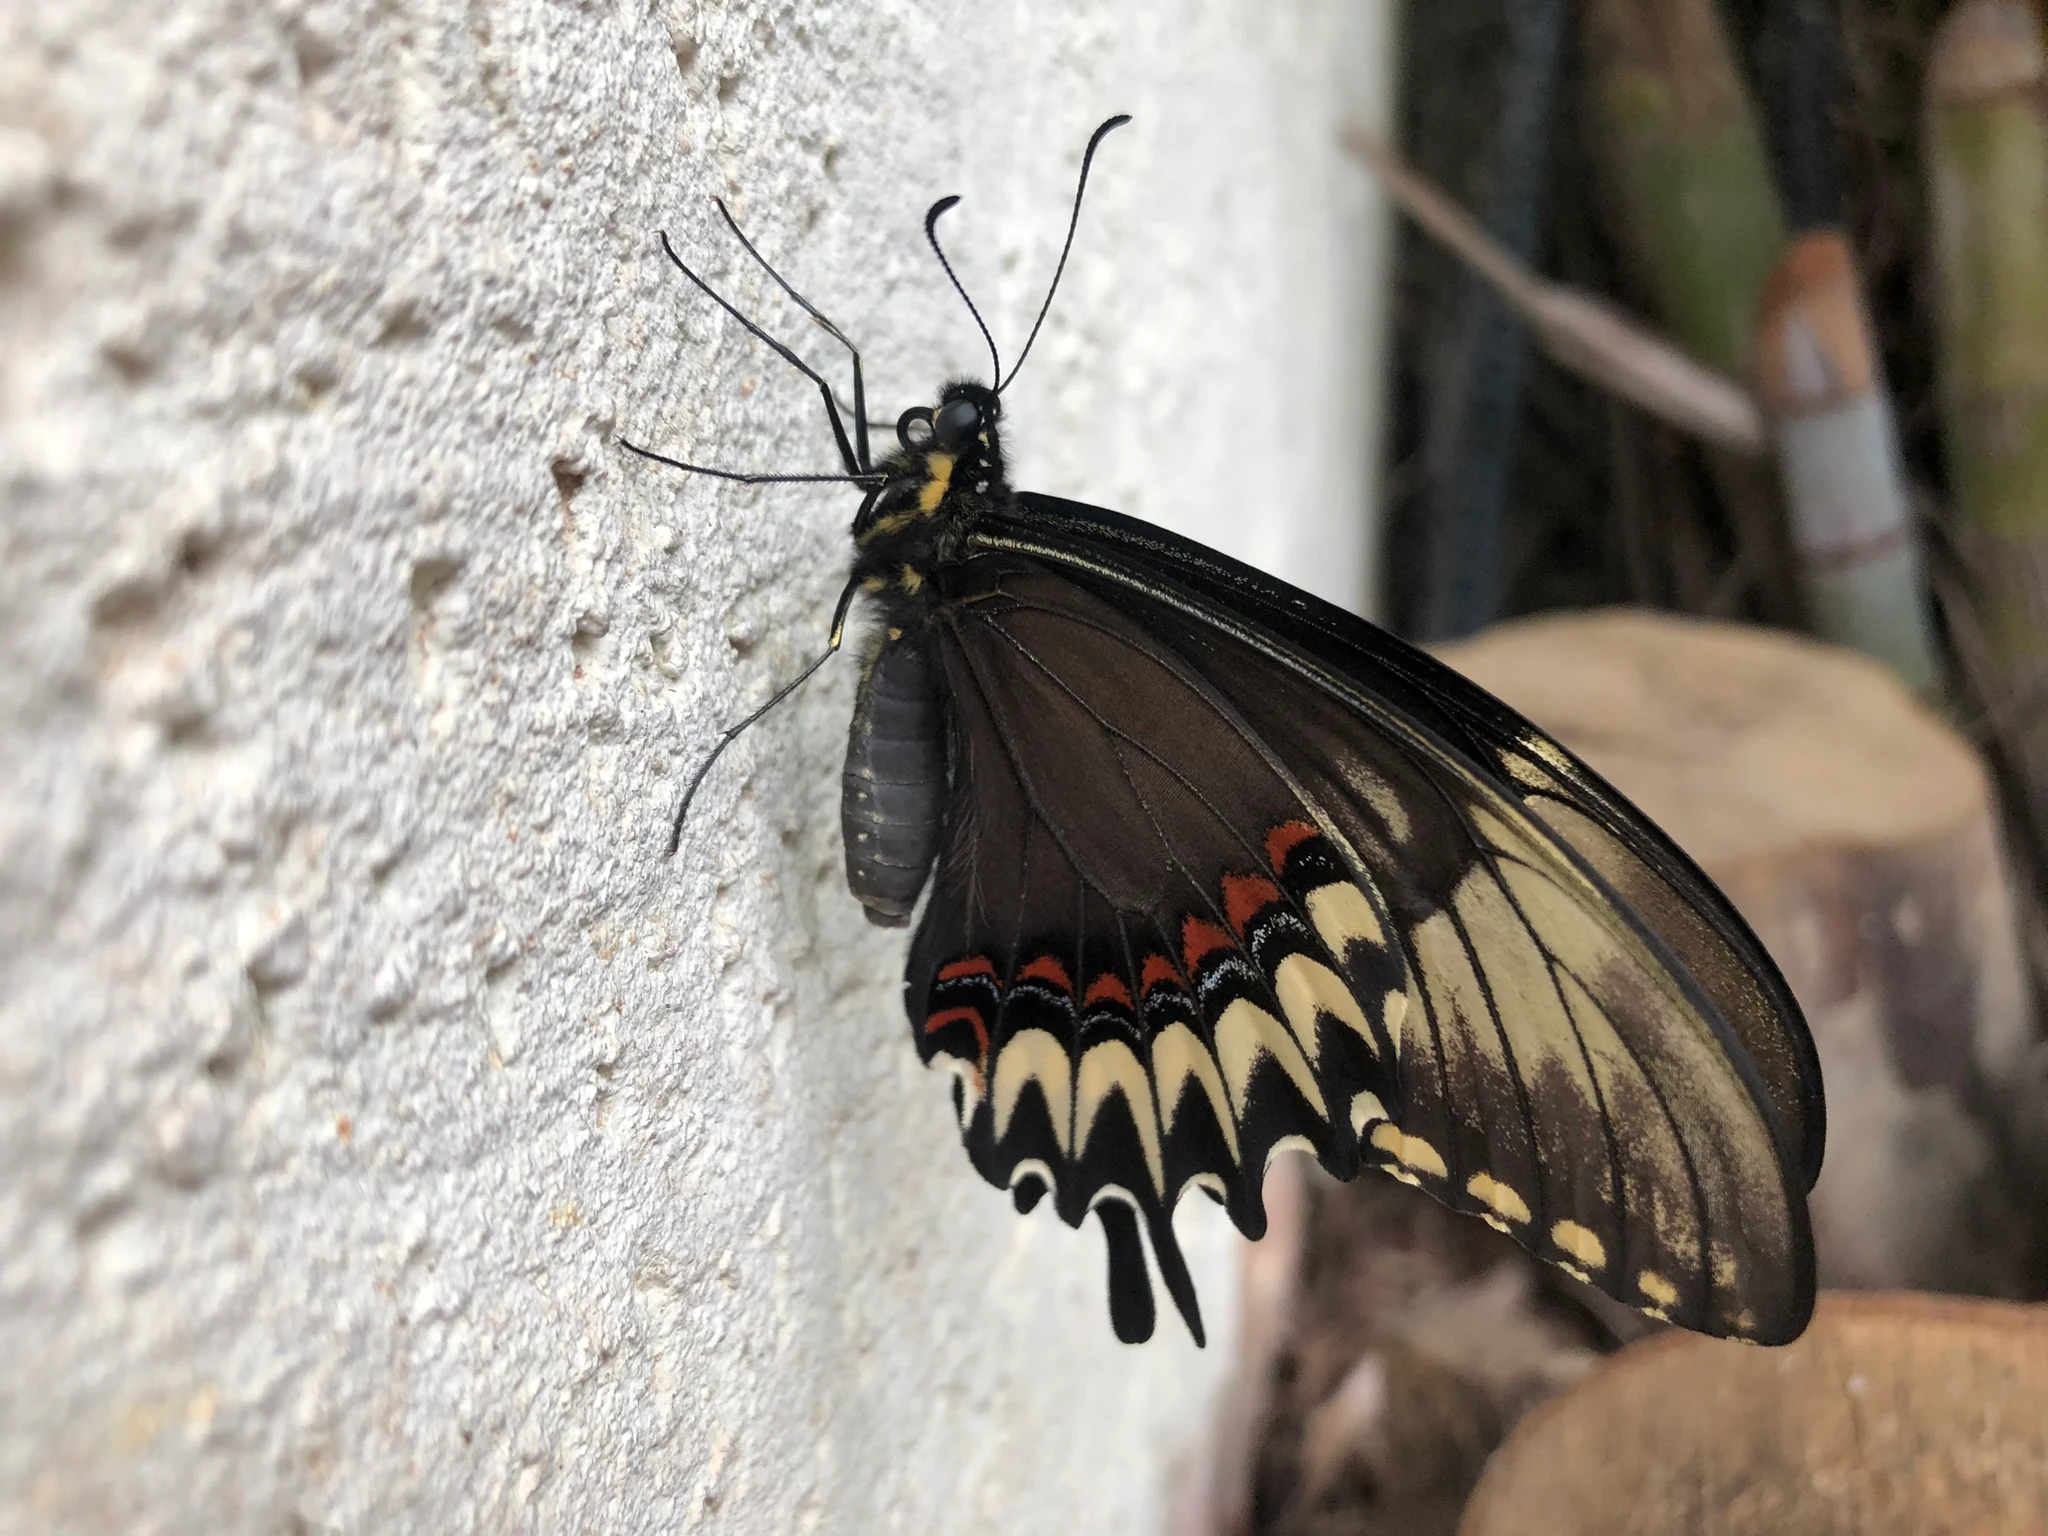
842,634,949,926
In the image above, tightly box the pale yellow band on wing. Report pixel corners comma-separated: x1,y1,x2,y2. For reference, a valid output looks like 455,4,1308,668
1216,999,1328,1120
992,1028,1072,1156
1273,953,1376,1063
1076,1039,1165,1195
1153,1022,1240,1163
1306,881,1384,954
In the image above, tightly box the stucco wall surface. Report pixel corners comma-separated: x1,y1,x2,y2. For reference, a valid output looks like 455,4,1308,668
0,2,1391,1531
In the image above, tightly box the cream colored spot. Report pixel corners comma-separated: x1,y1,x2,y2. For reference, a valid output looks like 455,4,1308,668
1306,882,1383,955
1349,1090,1388,1136
1466,1172,1531,1225
1521,732,1577,776
1153,1023,1240,1163
1637,1270,1680,1308
1551,1220,1607,1271
1711,1243,1738,1290
1076,1039,1164,1194
1215,999,1327,1120
1502,751,1556,792
1341,761,1412,843
1274,953,1374,1062
1369,1123,1447,1179
1480,1214,1511,1235
1383,991,1409,1059
992,1029,1072,1155
1557,1260,1593,1286
1383,1166,1422,1188
927,1054,982,1124
1008,1158,1057,1200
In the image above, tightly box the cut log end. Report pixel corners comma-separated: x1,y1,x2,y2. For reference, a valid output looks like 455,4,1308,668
1459,1292,2048,1536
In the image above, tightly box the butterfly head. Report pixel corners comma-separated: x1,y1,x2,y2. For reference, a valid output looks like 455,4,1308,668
852,381,1008,548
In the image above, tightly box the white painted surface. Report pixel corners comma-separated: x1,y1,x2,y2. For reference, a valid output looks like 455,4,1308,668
0,2,1391,1531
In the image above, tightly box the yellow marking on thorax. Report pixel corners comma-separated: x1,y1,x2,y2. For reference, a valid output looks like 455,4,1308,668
917,451,956,512
899,565,923,593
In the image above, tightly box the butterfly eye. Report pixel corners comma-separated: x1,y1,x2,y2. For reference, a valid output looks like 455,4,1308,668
897,408,936,450
932,397,982,449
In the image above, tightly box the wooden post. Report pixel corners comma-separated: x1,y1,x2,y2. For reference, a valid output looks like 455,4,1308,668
1755,231,1942,692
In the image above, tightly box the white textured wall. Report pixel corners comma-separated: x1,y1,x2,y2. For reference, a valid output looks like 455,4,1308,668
0,3,1391,1531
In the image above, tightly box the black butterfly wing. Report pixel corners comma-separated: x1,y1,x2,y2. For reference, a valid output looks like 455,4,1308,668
901,505,1819,1346
998,493,1825,1194
909,556,1406,1344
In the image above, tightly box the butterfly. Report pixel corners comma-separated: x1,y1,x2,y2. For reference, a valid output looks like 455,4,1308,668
627,117,1825,1348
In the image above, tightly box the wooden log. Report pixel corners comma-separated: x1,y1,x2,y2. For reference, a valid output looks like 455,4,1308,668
1440,610,2042,1299
1459,1293,2048,1536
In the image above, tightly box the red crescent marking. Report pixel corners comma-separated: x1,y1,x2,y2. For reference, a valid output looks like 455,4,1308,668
1221,874,1284,937
1140,953,1183,995
1266,820,1320,874
1181,915,1234,974
924,1006,990,1067
938,956,1000,984
1018,954,1074,994
1083,973,1133,1010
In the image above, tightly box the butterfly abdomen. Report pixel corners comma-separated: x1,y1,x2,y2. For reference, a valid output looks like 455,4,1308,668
842,630,950,927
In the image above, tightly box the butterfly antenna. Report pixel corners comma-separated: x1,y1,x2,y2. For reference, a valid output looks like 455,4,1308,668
998,114,1130,394
924,196,1002,384
667,576,863,855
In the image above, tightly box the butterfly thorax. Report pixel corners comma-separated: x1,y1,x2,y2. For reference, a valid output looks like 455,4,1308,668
849,381,1009,630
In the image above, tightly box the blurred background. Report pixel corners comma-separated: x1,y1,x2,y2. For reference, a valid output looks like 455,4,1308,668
6,0,2048,1533
1262,2,2048,1532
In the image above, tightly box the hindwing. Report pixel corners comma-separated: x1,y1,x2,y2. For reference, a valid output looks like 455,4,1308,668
903,510,1821,1347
